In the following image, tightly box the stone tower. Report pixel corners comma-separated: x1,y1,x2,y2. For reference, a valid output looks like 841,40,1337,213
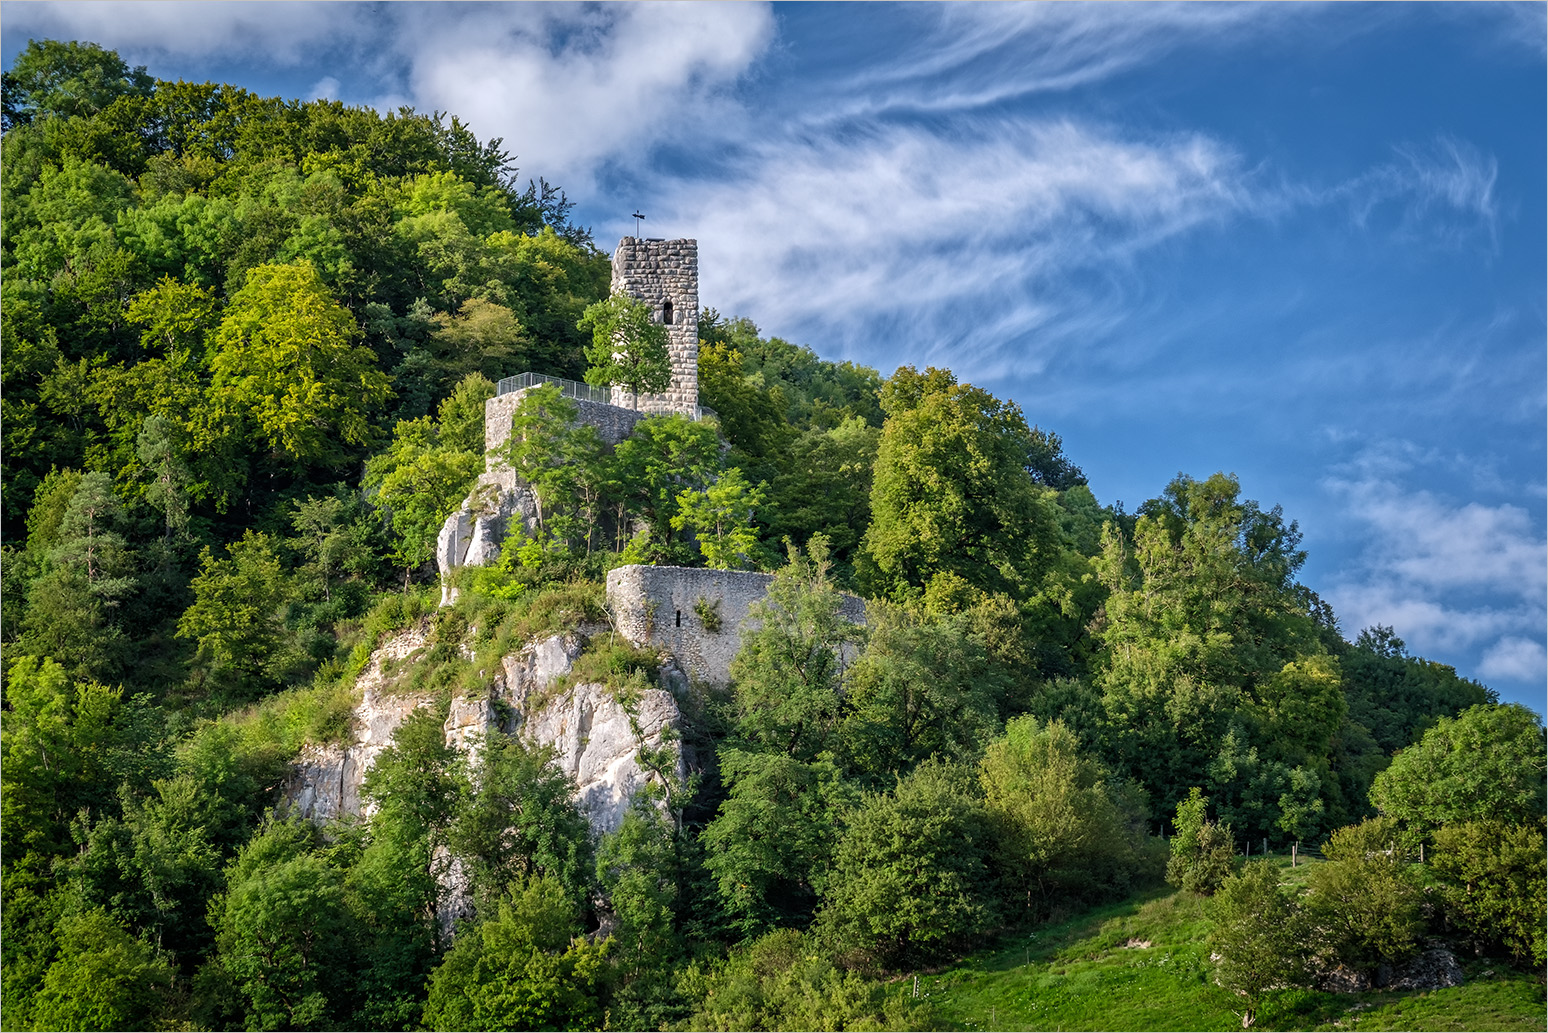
610,237,698,414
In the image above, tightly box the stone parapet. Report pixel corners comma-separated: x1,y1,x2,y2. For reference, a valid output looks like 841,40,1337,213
484,388,647,458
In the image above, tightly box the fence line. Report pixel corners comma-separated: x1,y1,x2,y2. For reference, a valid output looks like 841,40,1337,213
495,371,718,421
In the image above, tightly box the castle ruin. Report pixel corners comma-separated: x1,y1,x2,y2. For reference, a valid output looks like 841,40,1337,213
436,236,865,678
438,237,706,591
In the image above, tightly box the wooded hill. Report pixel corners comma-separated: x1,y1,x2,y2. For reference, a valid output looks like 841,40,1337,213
2,40,1542,1032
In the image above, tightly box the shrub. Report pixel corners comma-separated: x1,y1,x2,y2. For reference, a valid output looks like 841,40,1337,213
1431,819,1546,967
1302,817,1422,971
1166,788,1240,895
818,758,998,968
1208,860,1306,1028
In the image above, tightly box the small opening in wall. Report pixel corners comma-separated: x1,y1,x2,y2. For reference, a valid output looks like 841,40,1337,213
675,609,682,628
663,300,674,325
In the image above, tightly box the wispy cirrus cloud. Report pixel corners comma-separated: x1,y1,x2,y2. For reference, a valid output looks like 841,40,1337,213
822,3,1321,116
652,117,1253,379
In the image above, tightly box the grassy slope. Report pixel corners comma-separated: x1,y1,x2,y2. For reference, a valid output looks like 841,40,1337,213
919,859,1545,1032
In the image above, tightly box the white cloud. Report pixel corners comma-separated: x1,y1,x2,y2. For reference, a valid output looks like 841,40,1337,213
650,118,1252,379
1479,636,1548,683
1322,461,1547,682
5,2,776,187
372,3,774,186
832,3,1320,115
2,1,365,64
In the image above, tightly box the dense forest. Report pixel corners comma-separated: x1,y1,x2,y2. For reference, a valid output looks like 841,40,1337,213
2,40,1543,1032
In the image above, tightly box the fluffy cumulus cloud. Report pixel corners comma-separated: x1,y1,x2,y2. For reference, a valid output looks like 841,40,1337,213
0,0,365,65
378,3,773,185
1322,455,1547,684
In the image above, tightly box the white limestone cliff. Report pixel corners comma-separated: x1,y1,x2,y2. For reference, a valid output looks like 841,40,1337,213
281,625,685,838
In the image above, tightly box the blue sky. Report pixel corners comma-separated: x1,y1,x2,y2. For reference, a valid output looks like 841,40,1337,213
5,2,1544,711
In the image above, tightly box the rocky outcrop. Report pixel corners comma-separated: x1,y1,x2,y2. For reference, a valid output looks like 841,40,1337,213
435,476,538,605
281,627,685,838
1313,946,1465,993
525,677,687,834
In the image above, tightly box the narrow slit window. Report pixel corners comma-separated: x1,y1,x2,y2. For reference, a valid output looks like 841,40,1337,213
675,609,682,627
663,300,674,325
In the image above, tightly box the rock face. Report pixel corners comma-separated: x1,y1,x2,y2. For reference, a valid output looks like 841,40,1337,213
434,476,538,605
1314,947,1465,993
281,627,684,838
525,676,688,835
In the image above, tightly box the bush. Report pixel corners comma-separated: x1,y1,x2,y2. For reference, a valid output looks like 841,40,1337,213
1302,818,1422,971
677,927,937,1032
981,716,1160,914
1431,819,1546,967
1166,788,1240,895
1208,860,1306,1028
422,875,609,1032
818,758,998,968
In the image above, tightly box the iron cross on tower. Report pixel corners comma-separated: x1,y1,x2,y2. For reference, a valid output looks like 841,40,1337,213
632,211,645,236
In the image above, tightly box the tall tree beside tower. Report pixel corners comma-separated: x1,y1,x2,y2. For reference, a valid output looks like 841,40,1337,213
577,294,671,410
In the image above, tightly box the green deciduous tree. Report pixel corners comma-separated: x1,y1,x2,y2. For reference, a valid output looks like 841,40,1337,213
1095,472,1333,822
421,874,610,1032
863,366,1058,600
578,292,671,407
841,602,1001,785
1369,703,1546,835
673,466,766,570
210,261,390,468
701,751,855,938
610,414,724,562
431,297,529,385
209,819,354,1030
723,536,859,760
2,39,153,128
1,655,125,859
981,717,1156,911
365,414,482,586
31,908,172,1033
176,530,299,691
446,732,595,918
819,758,998,967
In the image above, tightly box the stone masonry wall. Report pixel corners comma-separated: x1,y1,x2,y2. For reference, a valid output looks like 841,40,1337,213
484,388,646,461
609,237,698,414
606,565,866,686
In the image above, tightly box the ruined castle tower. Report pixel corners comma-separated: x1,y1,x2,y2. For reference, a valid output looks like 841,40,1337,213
610,237,698,414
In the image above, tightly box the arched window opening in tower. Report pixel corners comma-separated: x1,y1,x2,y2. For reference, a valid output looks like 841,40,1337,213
663,300,674,325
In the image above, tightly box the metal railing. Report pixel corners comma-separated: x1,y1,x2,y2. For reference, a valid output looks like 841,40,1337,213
495,371,717,422
496,371,613,404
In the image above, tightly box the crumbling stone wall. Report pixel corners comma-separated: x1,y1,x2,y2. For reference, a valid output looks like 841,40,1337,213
606,564,866,686
609,237,699,414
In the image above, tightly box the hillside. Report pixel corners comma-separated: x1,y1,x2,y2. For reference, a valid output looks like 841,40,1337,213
1,40,1543,1033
